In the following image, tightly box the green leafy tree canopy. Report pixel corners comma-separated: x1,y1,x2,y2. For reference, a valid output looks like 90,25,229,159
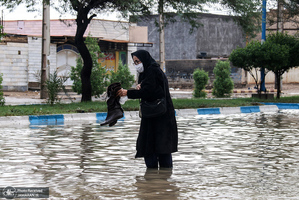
230,32,299,98
230,40,269,93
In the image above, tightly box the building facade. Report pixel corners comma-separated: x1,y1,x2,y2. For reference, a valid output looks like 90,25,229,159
136,13,299,87
135,13,246,88
0,19,142,91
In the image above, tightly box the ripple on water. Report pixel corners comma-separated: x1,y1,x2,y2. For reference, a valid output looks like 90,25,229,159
1,112,299,199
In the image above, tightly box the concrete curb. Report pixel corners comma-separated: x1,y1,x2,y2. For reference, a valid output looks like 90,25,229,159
203,89,278,94
0,103,298,127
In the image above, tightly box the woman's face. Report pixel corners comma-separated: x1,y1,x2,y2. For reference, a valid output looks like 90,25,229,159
133,55,142,65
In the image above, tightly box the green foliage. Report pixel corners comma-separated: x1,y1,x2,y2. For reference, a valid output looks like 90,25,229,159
212,60,234,98
230,32,299,98
109,61,135,89
3,95,299,117
266,32,299,70
217,0,262,39
0,0,263,37
0,25,6,40
130,0,262,37
0,73,5,106
193,68,209,98
230,40,268,92
45,71,68,105
262,32,299,98
70,57,82,96
271,1,299,28
70,36,108,98
1,94,299,116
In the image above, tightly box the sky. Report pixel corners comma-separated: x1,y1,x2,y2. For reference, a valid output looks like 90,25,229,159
0,3,120,21
0,3,229,21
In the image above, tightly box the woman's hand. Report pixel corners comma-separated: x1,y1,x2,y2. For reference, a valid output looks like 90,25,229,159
117,89,127,97
136,84,141,90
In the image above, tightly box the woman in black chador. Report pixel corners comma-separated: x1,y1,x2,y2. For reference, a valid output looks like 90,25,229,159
118,50,178,168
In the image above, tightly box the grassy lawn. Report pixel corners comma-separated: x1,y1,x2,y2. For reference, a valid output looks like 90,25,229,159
1,96,299,117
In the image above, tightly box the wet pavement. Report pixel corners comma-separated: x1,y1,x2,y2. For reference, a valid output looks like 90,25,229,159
3,83,299,105
1,110,299,199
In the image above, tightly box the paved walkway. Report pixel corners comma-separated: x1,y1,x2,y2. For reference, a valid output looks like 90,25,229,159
3,83,299,105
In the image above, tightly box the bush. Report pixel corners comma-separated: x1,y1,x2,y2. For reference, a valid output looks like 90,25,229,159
45,71,68,105
0,73,5,106
212,60,234,98
70,36,108,98
193,68,209,98
109,61,135,89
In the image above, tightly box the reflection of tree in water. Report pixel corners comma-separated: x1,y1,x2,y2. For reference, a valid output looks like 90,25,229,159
135,168,180,200
79,126,95,170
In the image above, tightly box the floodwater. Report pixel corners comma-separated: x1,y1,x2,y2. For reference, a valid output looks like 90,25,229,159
1,110,299,199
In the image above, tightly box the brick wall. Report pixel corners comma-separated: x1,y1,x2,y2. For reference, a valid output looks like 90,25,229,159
0,42,28,91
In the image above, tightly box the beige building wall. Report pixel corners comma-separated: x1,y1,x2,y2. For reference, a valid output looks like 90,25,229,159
0,42,28,91
4,19,85,37
129,26,148,43
27,36,42,84
27,36,57,85
247,67,299,85
89,20,129,40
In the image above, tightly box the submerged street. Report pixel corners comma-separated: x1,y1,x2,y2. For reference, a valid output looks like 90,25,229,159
1,110,299,199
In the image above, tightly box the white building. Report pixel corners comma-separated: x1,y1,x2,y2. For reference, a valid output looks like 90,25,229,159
0,19,149,91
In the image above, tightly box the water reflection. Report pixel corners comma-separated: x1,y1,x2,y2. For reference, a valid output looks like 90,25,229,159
1,110,299,199
135,168,179,200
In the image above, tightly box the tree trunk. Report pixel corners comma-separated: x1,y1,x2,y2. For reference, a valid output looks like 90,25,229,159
276,72,281,99
74,8,94,102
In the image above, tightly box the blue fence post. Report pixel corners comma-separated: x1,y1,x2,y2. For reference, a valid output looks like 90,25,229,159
260,0,267,92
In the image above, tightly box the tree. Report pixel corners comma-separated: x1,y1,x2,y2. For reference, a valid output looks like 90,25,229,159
1,0,263,102
212,60,234,98
70,36,108,98
286,0,299,18
230,32,299,99
264,32,299,98
230,40,269,94
268,0,299,32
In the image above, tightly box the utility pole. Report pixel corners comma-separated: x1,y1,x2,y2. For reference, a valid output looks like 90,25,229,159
40,0,50,99
275,0,283,90
158,0,166,72
277,0,284,33
260,0,266,92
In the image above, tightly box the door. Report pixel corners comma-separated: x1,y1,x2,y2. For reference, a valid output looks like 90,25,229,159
56,45,79,86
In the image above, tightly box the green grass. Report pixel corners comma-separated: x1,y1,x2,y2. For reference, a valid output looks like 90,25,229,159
1,96,299,117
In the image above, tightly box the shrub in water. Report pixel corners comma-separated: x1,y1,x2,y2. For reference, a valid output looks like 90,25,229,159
193,68,209,98
212,60,234,98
